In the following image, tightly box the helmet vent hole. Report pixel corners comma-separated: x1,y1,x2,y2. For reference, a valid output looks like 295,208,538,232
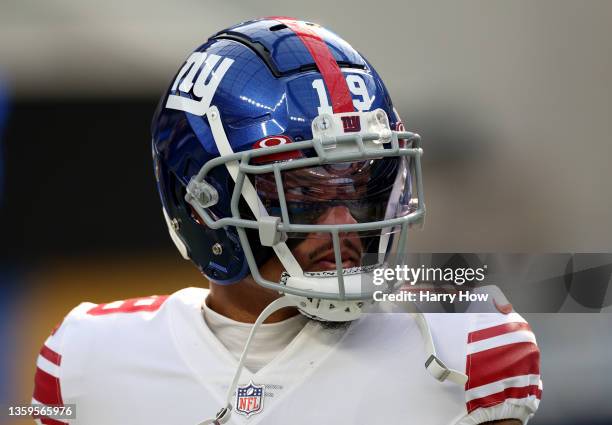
269,24,287,31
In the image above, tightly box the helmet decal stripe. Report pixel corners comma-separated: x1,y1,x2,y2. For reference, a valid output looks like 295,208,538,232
272,17,354,113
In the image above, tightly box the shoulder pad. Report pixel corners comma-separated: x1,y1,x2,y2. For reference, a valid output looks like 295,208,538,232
462,312,542,423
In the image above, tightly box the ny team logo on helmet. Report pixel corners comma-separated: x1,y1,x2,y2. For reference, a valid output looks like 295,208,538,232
166,52,234,116
151,17,425,321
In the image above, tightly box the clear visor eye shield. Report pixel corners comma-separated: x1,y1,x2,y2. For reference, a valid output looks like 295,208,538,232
185,107,425,321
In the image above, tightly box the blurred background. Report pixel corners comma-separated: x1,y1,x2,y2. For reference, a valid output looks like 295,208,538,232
0,0,611,424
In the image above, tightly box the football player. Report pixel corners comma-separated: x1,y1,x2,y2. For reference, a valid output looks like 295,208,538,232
32,17,542,425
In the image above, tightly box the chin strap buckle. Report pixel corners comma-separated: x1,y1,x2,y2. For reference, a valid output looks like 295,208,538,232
214,405,232,424
425,354,451,382
425,354,468,386
197,404,232,425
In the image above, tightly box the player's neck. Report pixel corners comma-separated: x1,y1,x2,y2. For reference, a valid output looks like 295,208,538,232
206,278,299,324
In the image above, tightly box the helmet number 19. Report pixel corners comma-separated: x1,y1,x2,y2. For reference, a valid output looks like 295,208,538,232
312,75,375,114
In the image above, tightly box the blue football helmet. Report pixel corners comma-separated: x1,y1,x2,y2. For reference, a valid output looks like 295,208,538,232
151,17,425,321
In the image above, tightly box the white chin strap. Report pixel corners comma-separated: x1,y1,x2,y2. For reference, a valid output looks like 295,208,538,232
197,299,467,425
413,312,468,386
197,296,297,425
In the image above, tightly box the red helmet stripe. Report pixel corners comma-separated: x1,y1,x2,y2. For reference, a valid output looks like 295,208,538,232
271,17,354,113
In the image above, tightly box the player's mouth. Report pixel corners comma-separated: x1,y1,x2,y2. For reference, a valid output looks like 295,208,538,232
308,250,361,271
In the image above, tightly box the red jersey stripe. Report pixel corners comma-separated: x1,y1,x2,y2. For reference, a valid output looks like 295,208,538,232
273,17,354,113
40,345,62,366
33,367,63,406
87,295,168,316
469,322,532,343
466,342,540,390
466,384,542,413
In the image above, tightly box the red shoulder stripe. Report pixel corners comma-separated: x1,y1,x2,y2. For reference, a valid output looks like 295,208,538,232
468,322,531,343
467,384,542,413
273,17,354,113
40,345,62,366
87,295,168,316
33,368,63,406
466,342,540,389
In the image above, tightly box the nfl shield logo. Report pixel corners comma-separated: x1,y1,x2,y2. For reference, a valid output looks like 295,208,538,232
235,381,265,417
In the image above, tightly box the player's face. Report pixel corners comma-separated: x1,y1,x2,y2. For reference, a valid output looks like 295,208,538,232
256,159,404,273
253,158,410,274
288,205,363,272
281,163,367,271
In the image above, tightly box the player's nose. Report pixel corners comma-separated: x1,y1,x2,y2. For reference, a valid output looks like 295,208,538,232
315,205,358,226
316,206,361,254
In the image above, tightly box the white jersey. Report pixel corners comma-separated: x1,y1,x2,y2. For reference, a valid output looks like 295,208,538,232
33,287,542,425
